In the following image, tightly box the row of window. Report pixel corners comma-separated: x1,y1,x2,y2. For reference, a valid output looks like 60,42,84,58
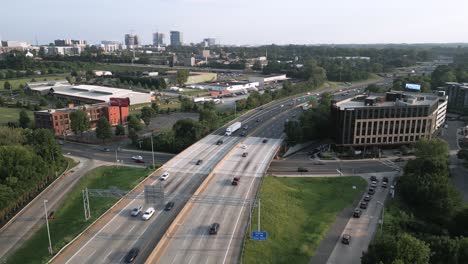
354,135,425,144
353,106,430,119
355,119,430,137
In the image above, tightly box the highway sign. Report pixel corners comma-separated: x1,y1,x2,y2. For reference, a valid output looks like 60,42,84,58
252,231,267,241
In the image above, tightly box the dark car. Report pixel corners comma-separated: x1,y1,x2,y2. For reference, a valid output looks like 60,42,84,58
256,118,261,122
209,223,220,235
353,209,362,218
232,177,240,186
262,139,268,143
124,248,139,263
297,167,308,172
216,140,224,145
134,159,145,164
240,131,246,137
242,152,248,157
341,234,351,245
368,188,375,195
360,202,368,209
196,159,203,165
101,148,111,152
370,176,377,182
363,195,371,202
164,201,175,211
383,177,389,183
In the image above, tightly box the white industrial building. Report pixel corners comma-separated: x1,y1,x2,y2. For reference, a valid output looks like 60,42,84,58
26,82,151,105
187,81,259,92
249,74,288,86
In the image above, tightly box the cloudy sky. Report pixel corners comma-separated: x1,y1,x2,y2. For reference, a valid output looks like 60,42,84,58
1,0,467,45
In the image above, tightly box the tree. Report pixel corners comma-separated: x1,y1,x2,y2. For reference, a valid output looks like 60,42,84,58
55,101,64,109
26,129,61,163
284,121,303,143
70,110,90,136
128,128,139,145
18,110,30,129
127,115,143,132
151,102,159,113
141,106,156,126
39,97,48,106
252,61,263,71
96,116,112,142
115,124,125,136
199,109,220,131
173,118,203,150
3,81,11,90
176,69,190,87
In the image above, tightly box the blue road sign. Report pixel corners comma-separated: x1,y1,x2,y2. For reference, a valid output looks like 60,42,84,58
252,231,267,241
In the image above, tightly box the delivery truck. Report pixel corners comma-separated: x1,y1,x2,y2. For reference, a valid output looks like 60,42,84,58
225,122,241,136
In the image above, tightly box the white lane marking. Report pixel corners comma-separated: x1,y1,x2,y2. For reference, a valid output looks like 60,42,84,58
221,140,281,264
85,250,96,262
127,224,136,234
104,250,112,260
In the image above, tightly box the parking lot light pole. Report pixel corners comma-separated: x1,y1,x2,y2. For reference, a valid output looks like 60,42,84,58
44,200,53,255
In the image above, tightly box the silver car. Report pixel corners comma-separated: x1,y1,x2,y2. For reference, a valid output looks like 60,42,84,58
130,205,143,217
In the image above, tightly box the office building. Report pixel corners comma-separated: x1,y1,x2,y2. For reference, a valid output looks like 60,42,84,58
40,46,82,56
153,32,165,46
445,82,468,111
54,39,87,46
34,103,129,136
331,91,448,147
125,34,140,48
203,38,216,47
170,31,183,46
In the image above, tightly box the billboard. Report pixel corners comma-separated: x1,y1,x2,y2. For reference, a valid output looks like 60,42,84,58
405,83,421,91
109,97,130,107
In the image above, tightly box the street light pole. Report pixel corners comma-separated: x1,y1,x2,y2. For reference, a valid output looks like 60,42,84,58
43,200,53,255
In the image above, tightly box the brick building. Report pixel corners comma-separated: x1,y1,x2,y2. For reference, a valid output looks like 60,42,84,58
34,103,129,136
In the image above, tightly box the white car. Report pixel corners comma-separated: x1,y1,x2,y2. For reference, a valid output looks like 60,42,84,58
131,155,143,161
141,207,155,220
160,172,170,181
240,144,247,149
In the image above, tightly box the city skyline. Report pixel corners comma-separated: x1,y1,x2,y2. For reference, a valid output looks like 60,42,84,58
1,0,468,45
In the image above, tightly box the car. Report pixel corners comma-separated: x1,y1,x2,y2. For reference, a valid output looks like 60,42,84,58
368,188,375,195
394,157,404,162
241,144,247,149
240,131,246,137
360,201,368,209
57,140,64,145
262,139,268,143
341,234,351,245
232,177,240,186
243,125,249,130
48,211,55,220
297,167,308,172
383,177,389,183
370,175,377,182
242,152,248,157
353,209,362,218
216,140,224,145
131,155,143,161
124,248,139,263
134,159,145,163
256,118,261,122
160,172,170,181
371,182,377,188
164,201,175,211
314,161,325,165
382,182,388,188
101,148,111,152
130,205,143,216
209,223,220,235
363,195,371,202
141,207,155,220
196,159,203,165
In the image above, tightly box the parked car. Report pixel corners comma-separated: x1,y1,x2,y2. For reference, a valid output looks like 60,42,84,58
383,177,389,183
160,172,170,181
382,182,388,188
209,223,220,235
363,195,371,202
164,202,175,211
353,209,362,218
131,155,143,161
242,152,248,157
341,234,351,245
196,159,203,165
124,248,139,263
360,202,368,209
370,175,377,182
130,205,143,216
216,140,224,145
371,182,377,188
141,207,155,220
368,188,375,195
232,177,240,186
262,139,268,143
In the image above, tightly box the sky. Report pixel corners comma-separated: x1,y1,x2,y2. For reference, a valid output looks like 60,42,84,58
1,0,468,45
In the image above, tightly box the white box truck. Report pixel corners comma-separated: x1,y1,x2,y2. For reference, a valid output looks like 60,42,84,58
225,122,241,136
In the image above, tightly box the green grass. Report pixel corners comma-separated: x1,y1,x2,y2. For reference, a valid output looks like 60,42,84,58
0,107,34,124
180,89,210,97
0,75,66,90
243,176,367,264
7,166,152,264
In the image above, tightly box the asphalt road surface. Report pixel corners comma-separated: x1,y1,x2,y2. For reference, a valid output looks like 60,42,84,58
326,173,396,264
155,137,283,264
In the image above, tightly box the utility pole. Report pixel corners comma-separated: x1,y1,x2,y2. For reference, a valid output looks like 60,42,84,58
43,200,53,255
151,134,155,169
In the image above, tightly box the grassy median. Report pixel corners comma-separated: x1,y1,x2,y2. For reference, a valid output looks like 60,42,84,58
243,176,366,264
7,166,151,264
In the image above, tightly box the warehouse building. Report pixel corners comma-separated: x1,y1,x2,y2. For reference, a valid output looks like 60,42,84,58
331,91,448,147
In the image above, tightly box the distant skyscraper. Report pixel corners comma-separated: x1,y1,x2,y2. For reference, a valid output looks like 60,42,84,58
203,38,216,47
153,32,165,46
125,34,140,48
170,31,183,46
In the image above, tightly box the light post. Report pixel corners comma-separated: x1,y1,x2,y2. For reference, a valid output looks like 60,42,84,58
43,200,53,255
377,201,384,233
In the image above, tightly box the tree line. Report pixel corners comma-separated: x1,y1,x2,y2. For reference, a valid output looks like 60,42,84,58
0,127,65,223
362,139,468,264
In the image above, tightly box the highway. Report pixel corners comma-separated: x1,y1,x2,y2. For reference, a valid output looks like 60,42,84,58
156,137,283,264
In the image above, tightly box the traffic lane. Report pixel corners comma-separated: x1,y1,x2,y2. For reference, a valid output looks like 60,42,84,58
157,137,282,264
326,177,392,264
57,135,242,264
